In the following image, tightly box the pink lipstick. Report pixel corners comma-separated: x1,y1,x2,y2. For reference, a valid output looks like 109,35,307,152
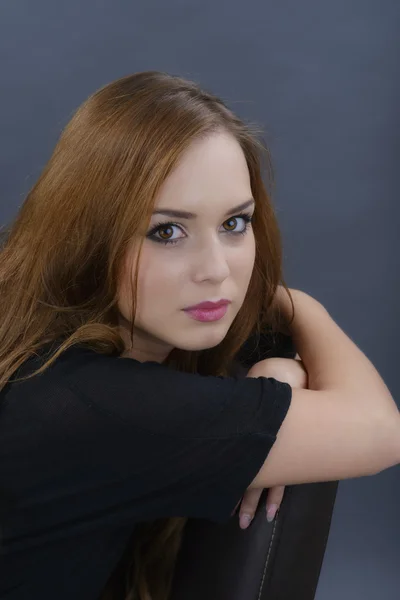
183,299,231,322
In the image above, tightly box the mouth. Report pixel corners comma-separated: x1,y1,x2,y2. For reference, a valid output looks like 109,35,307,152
183,299,231,323
184,299,231,310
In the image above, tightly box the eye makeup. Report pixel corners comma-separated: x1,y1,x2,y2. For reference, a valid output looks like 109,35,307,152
146,212,254,246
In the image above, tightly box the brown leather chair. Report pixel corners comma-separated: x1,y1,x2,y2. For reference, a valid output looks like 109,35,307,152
170,331,339,600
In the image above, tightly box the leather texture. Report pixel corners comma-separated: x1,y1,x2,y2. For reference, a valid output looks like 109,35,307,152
170,330,339,600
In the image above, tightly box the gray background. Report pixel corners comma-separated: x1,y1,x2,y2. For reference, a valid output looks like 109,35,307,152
1,1,399,598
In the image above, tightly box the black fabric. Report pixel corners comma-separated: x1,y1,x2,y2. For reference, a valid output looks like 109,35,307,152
236,330,297,366
0,342,292,599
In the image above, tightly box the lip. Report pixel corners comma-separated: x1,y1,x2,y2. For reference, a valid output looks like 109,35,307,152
184,299,231,310
183,299,231,323
184,304,229,323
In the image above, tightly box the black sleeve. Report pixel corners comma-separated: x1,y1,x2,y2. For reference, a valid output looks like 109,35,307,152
62,353,292,525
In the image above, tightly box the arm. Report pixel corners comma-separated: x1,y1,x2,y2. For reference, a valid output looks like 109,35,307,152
246,289,400,488
278,288,398,411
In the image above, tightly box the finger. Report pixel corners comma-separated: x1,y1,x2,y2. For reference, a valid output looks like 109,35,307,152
230,497,242,516
239,487,263,529
266,485,285,522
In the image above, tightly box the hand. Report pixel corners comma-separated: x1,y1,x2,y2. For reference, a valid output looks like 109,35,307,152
236,354,308,529
236,483,286,529
250,353,308,390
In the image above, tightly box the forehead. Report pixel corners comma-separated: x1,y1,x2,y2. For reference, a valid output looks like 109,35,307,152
154,133,252,213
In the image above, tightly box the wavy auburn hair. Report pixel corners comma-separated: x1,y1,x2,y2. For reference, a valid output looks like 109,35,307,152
0,71,293,600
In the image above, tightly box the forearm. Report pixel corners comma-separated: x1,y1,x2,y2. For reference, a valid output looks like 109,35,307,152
285,290,399,419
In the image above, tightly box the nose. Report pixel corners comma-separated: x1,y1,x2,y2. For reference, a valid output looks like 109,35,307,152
191,239,231,284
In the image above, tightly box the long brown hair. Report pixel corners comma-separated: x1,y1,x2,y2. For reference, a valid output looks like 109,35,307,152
0,71,293,600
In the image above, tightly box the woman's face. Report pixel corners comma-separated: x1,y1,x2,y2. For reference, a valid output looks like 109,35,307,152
117,132,256,363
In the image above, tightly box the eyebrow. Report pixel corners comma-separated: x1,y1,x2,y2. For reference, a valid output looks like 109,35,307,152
152,198,255,220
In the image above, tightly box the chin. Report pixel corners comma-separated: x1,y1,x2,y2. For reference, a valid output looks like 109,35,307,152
174,328,228,352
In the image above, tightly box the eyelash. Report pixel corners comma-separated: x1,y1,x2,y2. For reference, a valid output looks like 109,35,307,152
146,212,254,246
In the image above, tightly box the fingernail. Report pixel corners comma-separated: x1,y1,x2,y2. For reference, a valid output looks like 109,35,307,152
239,514,252,529
267,504,278,523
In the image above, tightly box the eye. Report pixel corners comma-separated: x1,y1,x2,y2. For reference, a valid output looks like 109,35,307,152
223,218,237,231
221,213,253,234
146,223,185,245
146,211,254,247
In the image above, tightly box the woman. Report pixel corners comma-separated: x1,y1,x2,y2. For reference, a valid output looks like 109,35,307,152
0,71,399,600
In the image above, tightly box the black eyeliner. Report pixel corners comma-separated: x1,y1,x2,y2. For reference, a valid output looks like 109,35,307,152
146,211,254,246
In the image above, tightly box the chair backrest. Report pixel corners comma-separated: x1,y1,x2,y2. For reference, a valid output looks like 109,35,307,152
169,331,339,600
170,482,338,600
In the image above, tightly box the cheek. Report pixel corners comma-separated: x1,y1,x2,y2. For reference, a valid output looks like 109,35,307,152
232,236,256,284
135,250,184,311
